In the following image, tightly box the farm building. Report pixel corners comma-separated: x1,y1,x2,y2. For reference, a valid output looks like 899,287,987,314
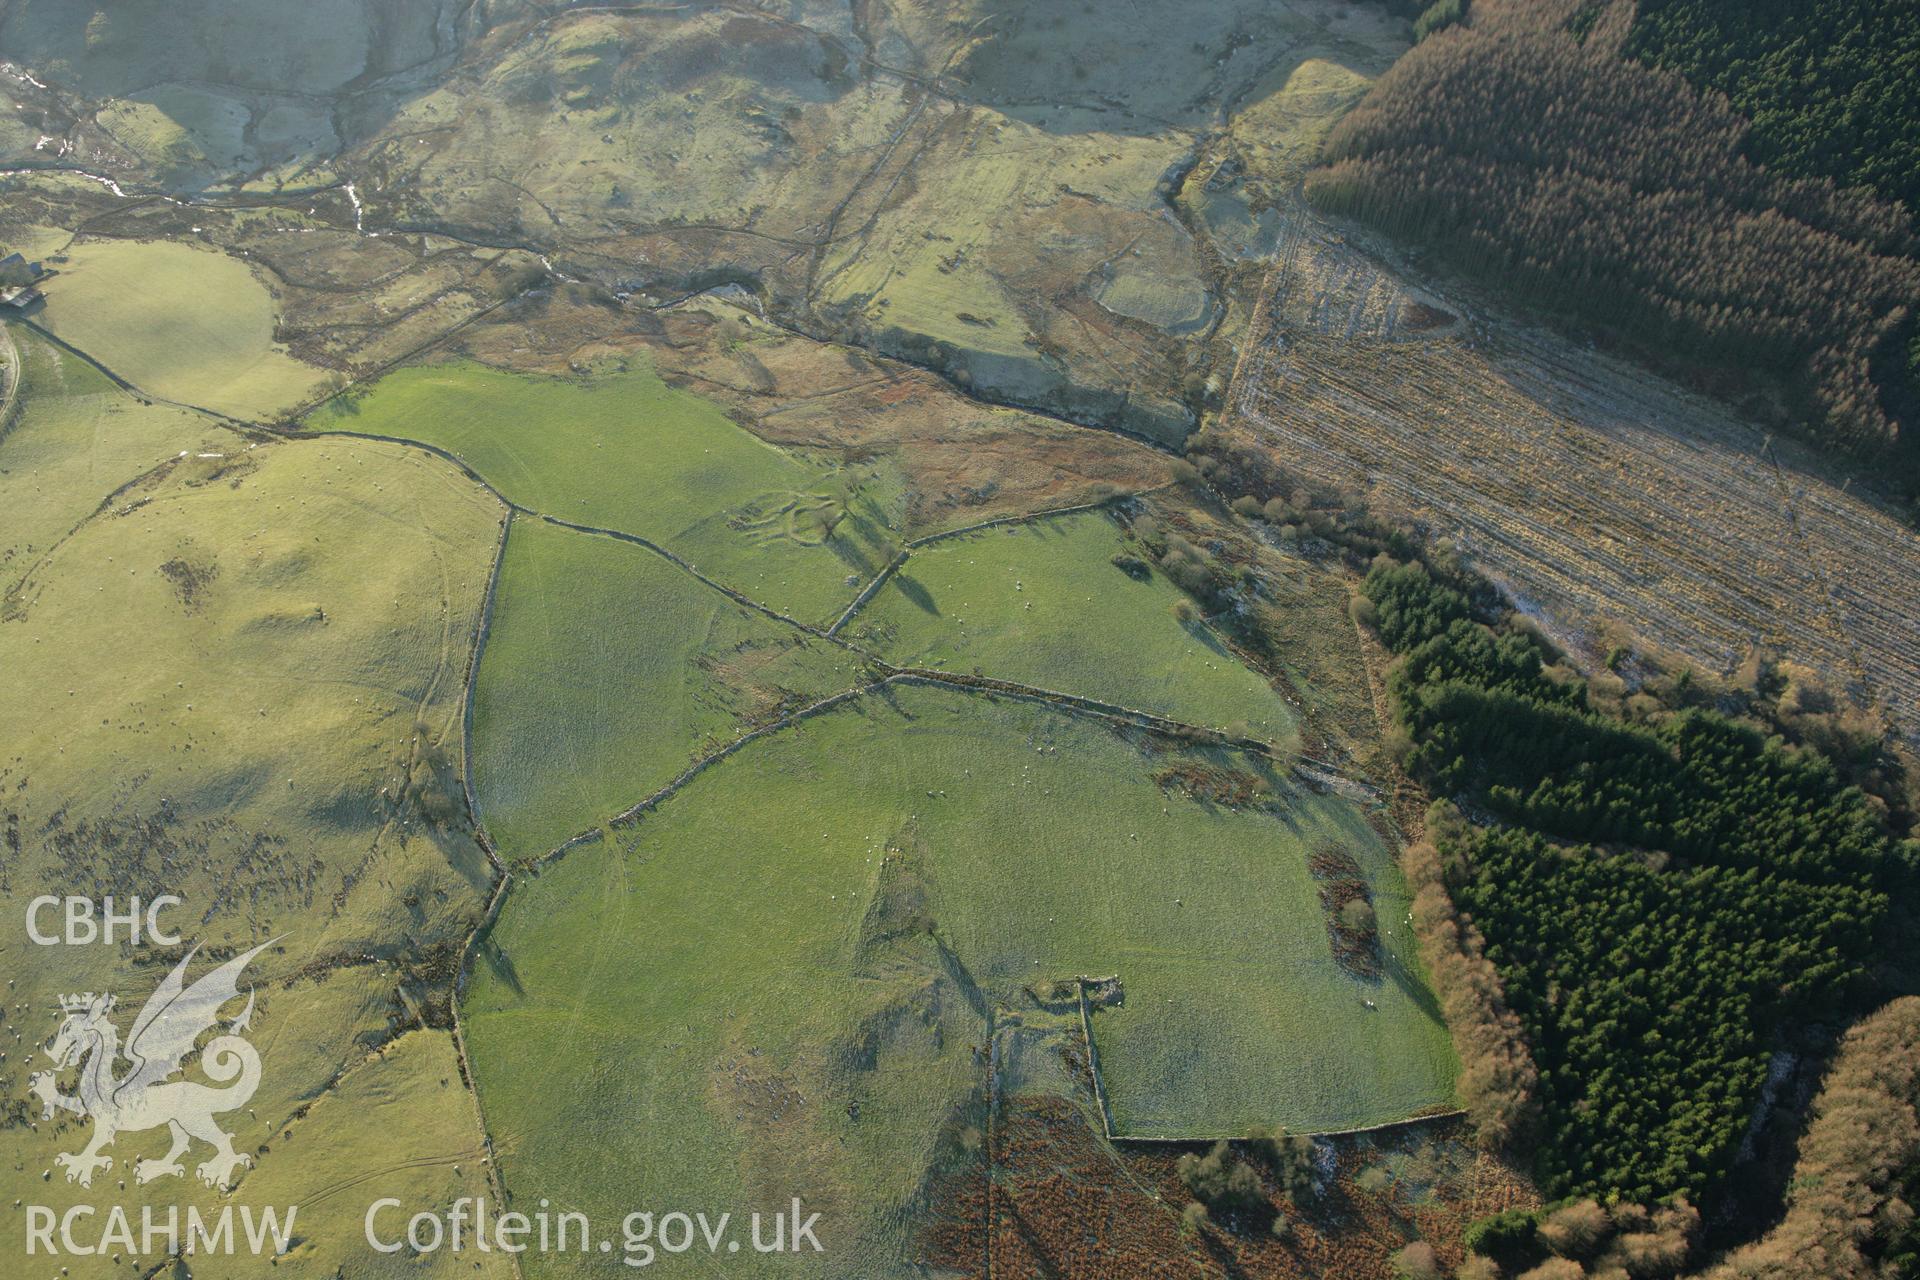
0,251,43,288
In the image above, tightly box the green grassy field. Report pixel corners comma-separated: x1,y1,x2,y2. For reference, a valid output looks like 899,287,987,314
471,515,865,859
208,1030,515,1279
33,237,332,418
463,683,1454,1276
305,359,900,623
1,327,223,595
4,1009,513,1279
0,427,500,963
845,508,1300,746
0,422,505,1265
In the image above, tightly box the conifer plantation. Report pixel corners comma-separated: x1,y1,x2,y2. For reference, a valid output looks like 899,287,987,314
1361,555,1918,1206
1307,2,1920,470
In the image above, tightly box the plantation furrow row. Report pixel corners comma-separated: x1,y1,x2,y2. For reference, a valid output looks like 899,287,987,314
1243,374,1781,643
1289,345,1800,592
1252,407,1808,678
1788,491,1920,598
1256,272,1913,640
1819,584,1920,713
1476,353,1916,629
1248,398,1723,648
1239,324,1920,734
1245,376,1828,666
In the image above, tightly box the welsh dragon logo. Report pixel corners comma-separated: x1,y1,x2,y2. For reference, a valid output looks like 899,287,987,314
29,939,276,1189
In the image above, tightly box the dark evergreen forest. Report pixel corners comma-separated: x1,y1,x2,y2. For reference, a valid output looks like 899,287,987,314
1315,3,1920,486
1363,557,1918,1204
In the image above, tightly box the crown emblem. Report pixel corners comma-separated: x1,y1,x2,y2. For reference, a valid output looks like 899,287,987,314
59,992,110,1013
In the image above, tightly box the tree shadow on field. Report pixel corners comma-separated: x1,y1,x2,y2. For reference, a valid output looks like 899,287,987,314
889,572,940,616
479,937,524,997
1380,937,1444,1029
434,827,497,902
1194,1218,1260,1278
1176,612,1232,658
826,516,888,578
871,679,917,721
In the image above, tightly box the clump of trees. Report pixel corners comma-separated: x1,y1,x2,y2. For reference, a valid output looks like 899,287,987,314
1154,532,1221,600
1246,1124,1318,1203
1310,845,1386,978
1403,834,1540,1151
1465,1195,1700,1278
1380,0,1471,43
1181,427,1418,563
1128,515,1279,663
1466,1206,1541,1270
1308,7,1920,472
1360,556,1918,1206
1413,0,1466,43
1177,1128,1320,1229
1178,1139,1266,1214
